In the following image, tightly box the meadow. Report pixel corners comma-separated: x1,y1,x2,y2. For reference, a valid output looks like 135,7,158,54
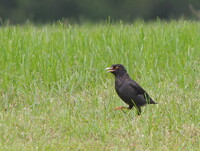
0,20,199,150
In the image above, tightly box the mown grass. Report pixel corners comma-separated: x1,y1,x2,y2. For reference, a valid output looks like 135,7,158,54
0,20,199,150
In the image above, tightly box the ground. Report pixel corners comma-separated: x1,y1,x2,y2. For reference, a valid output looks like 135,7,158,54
0,21,199,150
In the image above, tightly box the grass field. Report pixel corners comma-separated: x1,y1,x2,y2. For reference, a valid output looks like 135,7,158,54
0,20,199,150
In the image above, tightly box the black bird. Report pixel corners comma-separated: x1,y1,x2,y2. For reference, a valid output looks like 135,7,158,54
105,64,157,115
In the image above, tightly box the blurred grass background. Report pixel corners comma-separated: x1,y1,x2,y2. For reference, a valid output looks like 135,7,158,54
0,0,200,24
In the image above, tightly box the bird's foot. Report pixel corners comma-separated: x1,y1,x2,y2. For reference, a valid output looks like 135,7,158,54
114,106,127,110
137,115,141,118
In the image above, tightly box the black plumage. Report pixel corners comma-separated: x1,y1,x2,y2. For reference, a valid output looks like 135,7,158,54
105,64,157,115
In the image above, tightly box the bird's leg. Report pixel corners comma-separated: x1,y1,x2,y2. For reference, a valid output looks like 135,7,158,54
114,106,130,110
114,104,133,110
136,106,141,116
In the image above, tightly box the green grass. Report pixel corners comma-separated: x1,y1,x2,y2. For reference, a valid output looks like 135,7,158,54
0,20,199,150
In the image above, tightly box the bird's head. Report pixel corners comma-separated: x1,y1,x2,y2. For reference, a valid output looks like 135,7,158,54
105,64,127,76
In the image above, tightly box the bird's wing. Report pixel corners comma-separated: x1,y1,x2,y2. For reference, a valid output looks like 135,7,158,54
129,80,156,104
129,80,146,94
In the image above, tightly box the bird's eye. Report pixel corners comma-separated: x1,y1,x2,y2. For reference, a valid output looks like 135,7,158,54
115,66,118,69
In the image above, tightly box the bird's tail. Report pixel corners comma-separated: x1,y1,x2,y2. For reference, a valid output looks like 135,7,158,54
150,98,157,104
144,93,157,104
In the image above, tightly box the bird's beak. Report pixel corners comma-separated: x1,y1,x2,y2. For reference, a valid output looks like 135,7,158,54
105,67,114,72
